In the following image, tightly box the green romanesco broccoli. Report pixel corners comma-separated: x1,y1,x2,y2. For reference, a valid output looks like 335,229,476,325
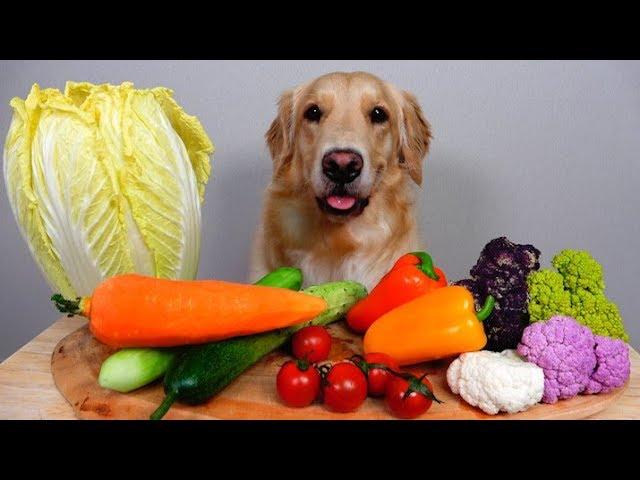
526,249,628,341
527,269,571,321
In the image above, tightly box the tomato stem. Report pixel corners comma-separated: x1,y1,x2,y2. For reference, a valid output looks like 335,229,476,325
392,370,443,404
296,358,311,371
349,354,369,375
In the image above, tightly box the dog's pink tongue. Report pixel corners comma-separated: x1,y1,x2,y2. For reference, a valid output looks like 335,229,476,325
327,195,356,210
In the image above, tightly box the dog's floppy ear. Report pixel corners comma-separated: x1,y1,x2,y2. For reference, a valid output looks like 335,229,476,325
398,91,431,185
265,89,295,177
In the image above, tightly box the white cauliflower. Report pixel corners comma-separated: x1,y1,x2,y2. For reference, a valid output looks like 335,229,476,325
446,349,544,415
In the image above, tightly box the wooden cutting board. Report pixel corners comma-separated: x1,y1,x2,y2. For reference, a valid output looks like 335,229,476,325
51,320,627,420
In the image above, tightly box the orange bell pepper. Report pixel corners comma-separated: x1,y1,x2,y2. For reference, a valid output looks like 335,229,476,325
346,251,448,333
363,286,495,365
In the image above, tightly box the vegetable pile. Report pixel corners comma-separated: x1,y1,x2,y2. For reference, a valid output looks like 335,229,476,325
4,81,631,419
48,240,631,419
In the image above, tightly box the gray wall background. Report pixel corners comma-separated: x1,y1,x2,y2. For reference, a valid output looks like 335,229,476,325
1,60,639,359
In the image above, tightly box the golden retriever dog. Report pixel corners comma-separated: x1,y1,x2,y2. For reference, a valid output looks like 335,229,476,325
250,71,431,290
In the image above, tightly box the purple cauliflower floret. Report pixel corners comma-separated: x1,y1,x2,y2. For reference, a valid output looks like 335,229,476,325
584,335,630,394
455,236,541,351
517,316,596,403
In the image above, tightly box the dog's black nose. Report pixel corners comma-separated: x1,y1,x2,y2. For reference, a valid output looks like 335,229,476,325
322,150,363,184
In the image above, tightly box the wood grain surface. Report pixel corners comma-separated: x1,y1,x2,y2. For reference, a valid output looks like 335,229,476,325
1,316,638,419
47,318,632,420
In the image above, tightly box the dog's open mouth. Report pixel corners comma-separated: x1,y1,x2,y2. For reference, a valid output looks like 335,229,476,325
316,192,369,217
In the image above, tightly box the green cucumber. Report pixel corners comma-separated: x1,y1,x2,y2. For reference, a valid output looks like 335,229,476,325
253,266,303,290
97,267,303,393
150,280,367,420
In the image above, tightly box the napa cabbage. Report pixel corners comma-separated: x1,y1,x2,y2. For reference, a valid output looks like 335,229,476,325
3,81,214,297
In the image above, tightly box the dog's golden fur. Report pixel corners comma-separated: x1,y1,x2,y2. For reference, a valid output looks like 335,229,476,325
251,72,431,289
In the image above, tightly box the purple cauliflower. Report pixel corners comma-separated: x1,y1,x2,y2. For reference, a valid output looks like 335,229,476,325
584,335,630,394
517,316,630,403
456,236,541,351
469,237,541,294
517,316,596,403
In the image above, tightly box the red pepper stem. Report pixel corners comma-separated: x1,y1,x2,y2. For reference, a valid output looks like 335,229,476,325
409,251,440,281
476,295,496,322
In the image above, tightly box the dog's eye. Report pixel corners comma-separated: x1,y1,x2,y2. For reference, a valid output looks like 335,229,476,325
303,104,322,122
370,106,388,124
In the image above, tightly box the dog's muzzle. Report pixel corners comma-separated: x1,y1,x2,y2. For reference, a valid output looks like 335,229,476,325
316,148,369,217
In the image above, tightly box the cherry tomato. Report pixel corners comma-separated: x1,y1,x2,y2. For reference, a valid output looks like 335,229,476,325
385,375,437,419
362,352,401,397
291,326,332,363
322,362,368,413
276,360,321,408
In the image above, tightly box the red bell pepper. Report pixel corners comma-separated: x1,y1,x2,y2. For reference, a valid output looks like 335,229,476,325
346,251,448,334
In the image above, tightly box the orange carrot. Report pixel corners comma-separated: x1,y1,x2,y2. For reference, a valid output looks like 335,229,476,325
51,274,327,348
